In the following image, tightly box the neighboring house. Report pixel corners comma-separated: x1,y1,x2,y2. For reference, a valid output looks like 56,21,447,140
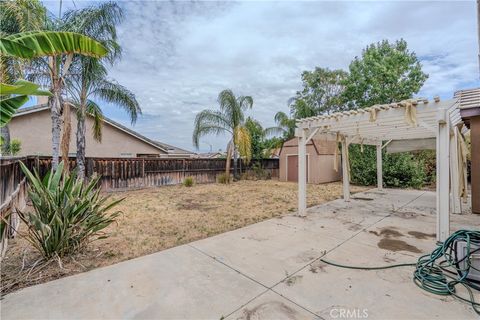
8,104,196,158
279,136,340,184
196,152,226,159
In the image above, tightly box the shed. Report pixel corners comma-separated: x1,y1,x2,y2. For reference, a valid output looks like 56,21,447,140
279,136,340,184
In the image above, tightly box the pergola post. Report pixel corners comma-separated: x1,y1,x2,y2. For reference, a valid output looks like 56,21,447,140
298,129,307,216
436,109,450,242
450,129,461,214
376,142,383,190
341,138,350,201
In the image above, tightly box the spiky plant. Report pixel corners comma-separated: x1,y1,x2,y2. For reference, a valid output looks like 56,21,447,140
17,161,123,258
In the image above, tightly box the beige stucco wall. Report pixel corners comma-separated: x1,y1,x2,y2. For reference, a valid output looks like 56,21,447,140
8,108,166,157
279,137,341,184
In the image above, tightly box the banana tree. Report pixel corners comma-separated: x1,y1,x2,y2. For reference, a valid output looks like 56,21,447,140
0,31,107,169
0,79,51,127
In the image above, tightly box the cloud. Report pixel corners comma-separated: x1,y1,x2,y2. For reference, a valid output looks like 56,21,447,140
48,0,480,152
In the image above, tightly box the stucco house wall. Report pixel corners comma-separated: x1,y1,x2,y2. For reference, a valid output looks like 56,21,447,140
8,107,168,157
279,137,341,184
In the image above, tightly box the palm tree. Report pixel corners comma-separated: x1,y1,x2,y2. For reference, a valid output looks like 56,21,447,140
62,2,140,178
193,89,253,179
2,0,109,170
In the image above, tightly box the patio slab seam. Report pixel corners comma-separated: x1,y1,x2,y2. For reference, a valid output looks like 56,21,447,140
266,190,427,316
191,190,427,319
188,244,322,319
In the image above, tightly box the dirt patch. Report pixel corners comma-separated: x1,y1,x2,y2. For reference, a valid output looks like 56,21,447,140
1,180,368,296
176,199,217,211
346,222,363,231
383,256,397,263
369,227,403,238
352,197,374,201
283,275,303,286
378,238,421,253
408,231,435,240
309,261,327,273
240,301,299,320
393,211,418,219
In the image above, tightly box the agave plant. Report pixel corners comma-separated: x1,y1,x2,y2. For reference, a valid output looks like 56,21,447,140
17,161,123,259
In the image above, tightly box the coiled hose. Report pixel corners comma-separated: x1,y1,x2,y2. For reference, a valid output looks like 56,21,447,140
320,229,480,315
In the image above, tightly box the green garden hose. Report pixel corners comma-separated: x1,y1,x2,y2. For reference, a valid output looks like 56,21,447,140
320,229,480,315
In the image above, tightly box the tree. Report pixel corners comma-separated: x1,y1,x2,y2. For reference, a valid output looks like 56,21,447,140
342,39,430,189
291,67,348,117
63,2,140,179
1,0,108,170
342,39,428,109
245,117,265,160
193,89,253,179
265,111,296,141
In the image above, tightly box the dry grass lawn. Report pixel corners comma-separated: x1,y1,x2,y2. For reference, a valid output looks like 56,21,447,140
1,180,368,295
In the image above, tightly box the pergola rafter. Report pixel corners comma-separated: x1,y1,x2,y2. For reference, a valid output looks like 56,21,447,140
295,97,467,242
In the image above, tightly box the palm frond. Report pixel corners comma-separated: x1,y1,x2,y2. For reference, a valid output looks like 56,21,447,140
234,125,252,163
237,95,253,111
62,2,123,64
192,109,231,148
274,111,289,125
0,0,47,34
93,79,141,124
264,126,286,137
85,99,103,142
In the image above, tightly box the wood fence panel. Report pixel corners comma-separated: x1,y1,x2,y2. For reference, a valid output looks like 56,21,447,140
0,157,29,258
22,157,279,191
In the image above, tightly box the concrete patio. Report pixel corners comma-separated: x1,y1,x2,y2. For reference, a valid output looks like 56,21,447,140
2,189,479,319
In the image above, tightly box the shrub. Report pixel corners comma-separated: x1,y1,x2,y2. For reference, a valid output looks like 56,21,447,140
217,172,231,184
241,162,271,180
183,176,194,187
0,139,22,156
349,144,426,189
415,150,436,185
17,161,123,259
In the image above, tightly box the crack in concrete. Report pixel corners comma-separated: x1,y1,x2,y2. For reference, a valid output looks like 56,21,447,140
190,190,426,319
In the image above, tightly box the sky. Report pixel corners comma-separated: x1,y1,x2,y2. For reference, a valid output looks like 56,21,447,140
42,0,479,152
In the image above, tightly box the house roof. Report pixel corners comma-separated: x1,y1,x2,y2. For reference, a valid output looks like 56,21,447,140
455,88,480,110
14,104,195,156
280,136,336,155
454,88,480,127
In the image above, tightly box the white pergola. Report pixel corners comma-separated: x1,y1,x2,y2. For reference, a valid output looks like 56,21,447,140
295,97,467,242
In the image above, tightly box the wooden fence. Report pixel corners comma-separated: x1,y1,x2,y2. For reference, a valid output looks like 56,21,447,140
0,157,29,258
30,157,279,191
0,156,278,257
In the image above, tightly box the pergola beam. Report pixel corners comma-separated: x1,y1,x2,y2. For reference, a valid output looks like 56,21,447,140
298,128,307,216
450,129,461,214
377,142,383,190
295,97,464,244
436,109,450,242
342,138,350,201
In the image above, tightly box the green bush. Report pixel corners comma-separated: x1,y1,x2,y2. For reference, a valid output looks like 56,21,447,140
415,150,436,185
349,144,426,189
18,161,123,259
0,138,22,156
183,176,194,187
217,172,231,184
